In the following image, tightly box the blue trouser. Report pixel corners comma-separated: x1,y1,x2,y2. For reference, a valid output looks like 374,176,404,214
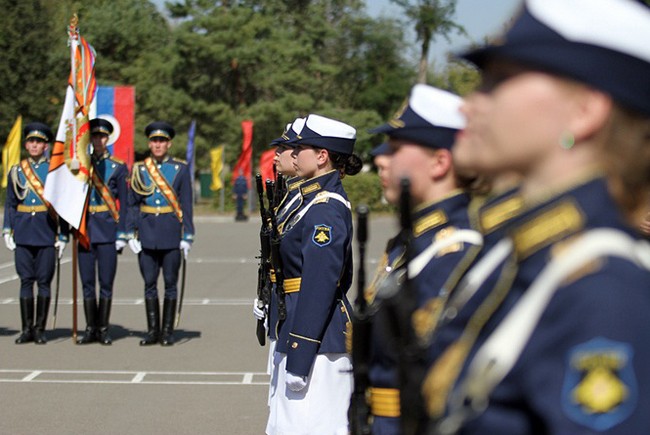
15,245,56,298
372,415,401,435
138,248,181,299
78,242,117,299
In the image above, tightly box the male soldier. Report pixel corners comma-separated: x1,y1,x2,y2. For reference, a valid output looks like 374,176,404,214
352,85,483,434
76,118,128,345
233,169,248,221
127,121,194,346
3,122,68,344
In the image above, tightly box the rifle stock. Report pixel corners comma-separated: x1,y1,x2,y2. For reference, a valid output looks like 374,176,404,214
349,205,372,435
396,178,427,435
266,178,286,322
255,174,272,346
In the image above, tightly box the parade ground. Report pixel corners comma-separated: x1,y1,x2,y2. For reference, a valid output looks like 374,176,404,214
0,213,393,434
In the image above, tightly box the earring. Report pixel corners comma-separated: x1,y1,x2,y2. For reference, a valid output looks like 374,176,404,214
559,132,575,150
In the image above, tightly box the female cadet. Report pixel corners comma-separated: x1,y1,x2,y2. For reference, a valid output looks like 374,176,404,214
358,85,482,435
265,114,361,435
424,1,650,434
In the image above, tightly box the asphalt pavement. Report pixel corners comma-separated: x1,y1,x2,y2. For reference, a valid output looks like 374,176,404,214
0,213,394,435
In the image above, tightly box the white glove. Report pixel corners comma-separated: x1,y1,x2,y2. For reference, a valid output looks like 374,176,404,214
253,298,266,321
180,240,192,259
4,234,16,251
286,371,308,392
115,239,127,251
54,240,66,259
128,238,142,254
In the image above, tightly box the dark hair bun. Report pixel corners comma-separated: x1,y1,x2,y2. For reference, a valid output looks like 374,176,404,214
344,154,363,176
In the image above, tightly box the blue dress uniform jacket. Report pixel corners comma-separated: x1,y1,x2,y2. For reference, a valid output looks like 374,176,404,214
274,170,354,378
86,152,128,243
424,188,524,367
3,158,69,299
127,156,194,249
434,176,650,435
3,158,68,246
268,176,303,342
367,192,475,432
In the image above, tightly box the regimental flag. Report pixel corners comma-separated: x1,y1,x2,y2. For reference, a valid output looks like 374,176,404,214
43,16,96,247
94,86,135,169
186,120,197,187
259,148,276,189
231,120,253,188
2,115,22,188
210,145,224,192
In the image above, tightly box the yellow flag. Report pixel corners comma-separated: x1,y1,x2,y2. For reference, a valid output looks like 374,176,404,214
210,145,224,191
2,115,22,189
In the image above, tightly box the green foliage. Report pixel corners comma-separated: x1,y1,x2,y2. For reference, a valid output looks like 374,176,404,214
0,0,476,190
342,170,394,213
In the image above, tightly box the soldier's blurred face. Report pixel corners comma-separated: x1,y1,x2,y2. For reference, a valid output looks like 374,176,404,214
148,137,171,160
384,138,438,205
374,154,391,193
91,133,109,156
275,145,296,176
24,138,48,160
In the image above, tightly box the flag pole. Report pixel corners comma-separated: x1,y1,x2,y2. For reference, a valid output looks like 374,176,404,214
68,15,80,342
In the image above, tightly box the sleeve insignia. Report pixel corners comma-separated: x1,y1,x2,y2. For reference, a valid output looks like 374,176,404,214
562,337,637,431
312,224,332,247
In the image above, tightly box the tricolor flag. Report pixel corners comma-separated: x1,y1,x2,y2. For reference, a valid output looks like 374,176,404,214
43,16,96,246
94,86,135,169
231,120,253,188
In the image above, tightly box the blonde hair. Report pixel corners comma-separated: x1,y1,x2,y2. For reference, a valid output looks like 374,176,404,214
601,105,650,218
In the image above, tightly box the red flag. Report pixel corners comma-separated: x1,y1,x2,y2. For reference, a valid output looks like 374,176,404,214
231,120,253,187
259,149,276,188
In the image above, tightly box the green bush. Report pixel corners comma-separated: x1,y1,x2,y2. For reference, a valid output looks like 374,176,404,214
342,171,394,214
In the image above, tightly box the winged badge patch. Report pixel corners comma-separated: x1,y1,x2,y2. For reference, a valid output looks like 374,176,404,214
312,224,332,247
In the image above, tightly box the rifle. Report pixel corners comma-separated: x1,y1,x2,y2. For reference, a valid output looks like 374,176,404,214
396,178,427,435
255,174,273,346
349,205,372,435
273,173,286,209
266,179,286,322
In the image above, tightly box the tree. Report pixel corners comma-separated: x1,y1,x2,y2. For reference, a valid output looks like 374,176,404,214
390,0,465,83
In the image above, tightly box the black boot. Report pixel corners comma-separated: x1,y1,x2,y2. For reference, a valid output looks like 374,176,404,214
15,297,35,344
139,298,160,346
34,296,50,345
76,299,98,344
97,298,112,345
160,298,177,346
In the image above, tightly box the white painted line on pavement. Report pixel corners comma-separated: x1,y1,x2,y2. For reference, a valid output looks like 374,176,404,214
22,371,42,382
0,298,255,306
131,372,146,383
0,369,269,386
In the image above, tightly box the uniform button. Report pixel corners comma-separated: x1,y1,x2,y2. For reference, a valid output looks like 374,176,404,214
155,189,160,193
34,164,39,169
155,199,160,204
111,163,116,168
31,199,36,203
291,342,298,349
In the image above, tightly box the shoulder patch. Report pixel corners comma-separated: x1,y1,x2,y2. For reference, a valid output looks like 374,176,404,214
312,224,332,247
435,226,462,257
314,191,330,204
110,155,125,165
562,337,637,431
172,157,188,164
